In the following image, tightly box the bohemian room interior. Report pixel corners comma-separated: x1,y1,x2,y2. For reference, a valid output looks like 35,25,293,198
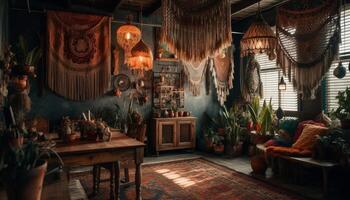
1,0,350,199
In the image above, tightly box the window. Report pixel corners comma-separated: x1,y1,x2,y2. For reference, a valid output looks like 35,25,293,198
325,8,350,112
256,54,299,111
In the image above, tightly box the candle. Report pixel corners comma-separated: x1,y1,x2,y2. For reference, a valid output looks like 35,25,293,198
9,106,16,126
88,110,91,121
82,112,87,120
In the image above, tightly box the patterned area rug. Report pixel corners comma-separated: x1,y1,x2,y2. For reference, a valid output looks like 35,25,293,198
74,158,304,200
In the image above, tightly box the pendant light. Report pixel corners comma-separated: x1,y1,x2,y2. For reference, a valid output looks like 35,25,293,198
126,5,153,74
116,15,141,62
240,0,276,60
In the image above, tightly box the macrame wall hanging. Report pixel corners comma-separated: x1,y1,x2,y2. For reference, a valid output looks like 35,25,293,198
182,59,209,96
240,55,263,102
161,0,232,62
276,0,340,99
209,46,234,105
47,11,111,101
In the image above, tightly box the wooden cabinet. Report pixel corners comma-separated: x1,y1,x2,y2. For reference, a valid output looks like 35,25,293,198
152,117,196,155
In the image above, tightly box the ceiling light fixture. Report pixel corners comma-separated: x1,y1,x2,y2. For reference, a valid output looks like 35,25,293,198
240,0,276,60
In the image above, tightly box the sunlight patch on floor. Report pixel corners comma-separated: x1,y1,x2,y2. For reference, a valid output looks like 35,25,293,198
155,168,196,188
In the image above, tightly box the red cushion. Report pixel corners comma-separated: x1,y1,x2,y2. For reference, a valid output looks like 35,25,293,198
264,139,278,147
293,120,325,142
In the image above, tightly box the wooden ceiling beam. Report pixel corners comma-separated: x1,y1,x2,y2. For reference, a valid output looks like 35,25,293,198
143,0,161,17
231,0,258,16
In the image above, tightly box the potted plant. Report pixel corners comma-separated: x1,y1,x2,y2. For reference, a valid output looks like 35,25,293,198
247,96,275,144
221,106,244,157
212,134,225,154
203,127,216,152
313,128,350,164
331,87,350,129
0,129,63,200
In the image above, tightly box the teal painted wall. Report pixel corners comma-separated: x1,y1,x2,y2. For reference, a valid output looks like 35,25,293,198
8,9,223,151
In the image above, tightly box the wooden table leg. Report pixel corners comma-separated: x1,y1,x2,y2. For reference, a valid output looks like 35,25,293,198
115,161,120,199
92,166,98,195
135,147,144,200
110,163,116,200
135,163,142,200
124,167,130,183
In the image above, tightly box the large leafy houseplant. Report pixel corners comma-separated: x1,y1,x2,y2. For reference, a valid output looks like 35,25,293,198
332,87,350,129
247,96,275,135
221,106,242,145
221,105,244,157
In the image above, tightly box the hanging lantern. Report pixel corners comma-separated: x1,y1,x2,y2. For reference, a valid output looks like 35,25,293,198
116,20,141,62
278,76,286,91
126,39,153,72
240,2,276,60
333,61,346,79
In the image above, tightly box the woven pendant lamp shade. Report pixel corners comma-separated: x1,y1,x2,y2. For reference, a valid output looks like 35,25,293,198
116,22,141,61
127,39,153,71
240,14,276,60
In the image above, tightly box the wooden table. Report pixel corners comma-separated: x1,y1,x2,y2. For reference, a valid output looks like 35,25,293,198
54,132,145,200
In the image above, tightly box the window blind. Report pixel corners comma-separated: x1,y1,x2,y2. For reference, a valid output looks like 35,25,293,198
325,7,350,112
326,62,350,112
255,54,298,111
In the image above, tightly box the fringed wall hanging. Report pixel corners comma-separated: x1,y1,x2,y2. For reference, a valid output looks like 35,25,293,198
276,0,341,99
47,11,111,101
161,0,232,62
182,59,209,96
209,47,234,105
240,54,263,102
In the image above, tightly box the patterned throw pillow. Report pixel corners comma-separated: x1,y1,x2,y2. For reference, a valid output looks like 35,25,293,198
292,124,329,151
293,120,325,142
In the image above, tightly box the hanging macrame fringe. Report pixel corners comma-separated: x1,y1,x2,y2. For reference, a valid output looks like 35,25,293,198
209,62,233,105
276,0,340,99
276,33,339,99
161,0,232,62
182,59,208,96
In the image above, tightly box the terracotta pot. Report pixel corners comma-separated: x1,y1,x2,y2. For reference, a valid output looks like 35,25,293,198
213,144,225,154
7,160,47,200
153,112,161,118
225,142,243,157
66,133,77,143
174,112,178,118
204,137,214,152
9,136,24,149
341,119,350,129
217,128,226,136
178,111,184,117
250,155,267,174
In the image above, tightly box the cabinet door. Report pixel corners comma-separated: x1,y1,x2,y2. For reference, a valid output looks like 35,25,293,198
177,120,195,148
158,121,177,150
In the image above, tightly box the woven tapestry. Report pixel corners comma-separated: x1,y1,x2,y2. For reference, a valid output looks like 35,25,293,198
47,11,111,101
240,55,263,102
209,47,234,105
276,0,340,99
161,0,232,62
182,59,209,96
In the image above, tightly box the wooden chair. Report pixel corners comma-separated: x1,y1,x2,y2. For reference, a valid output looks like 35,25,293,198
92,124,146,199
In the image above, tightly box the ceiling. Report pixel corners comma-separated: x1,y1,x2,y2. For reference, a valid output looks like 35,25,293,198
9,0,288,19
